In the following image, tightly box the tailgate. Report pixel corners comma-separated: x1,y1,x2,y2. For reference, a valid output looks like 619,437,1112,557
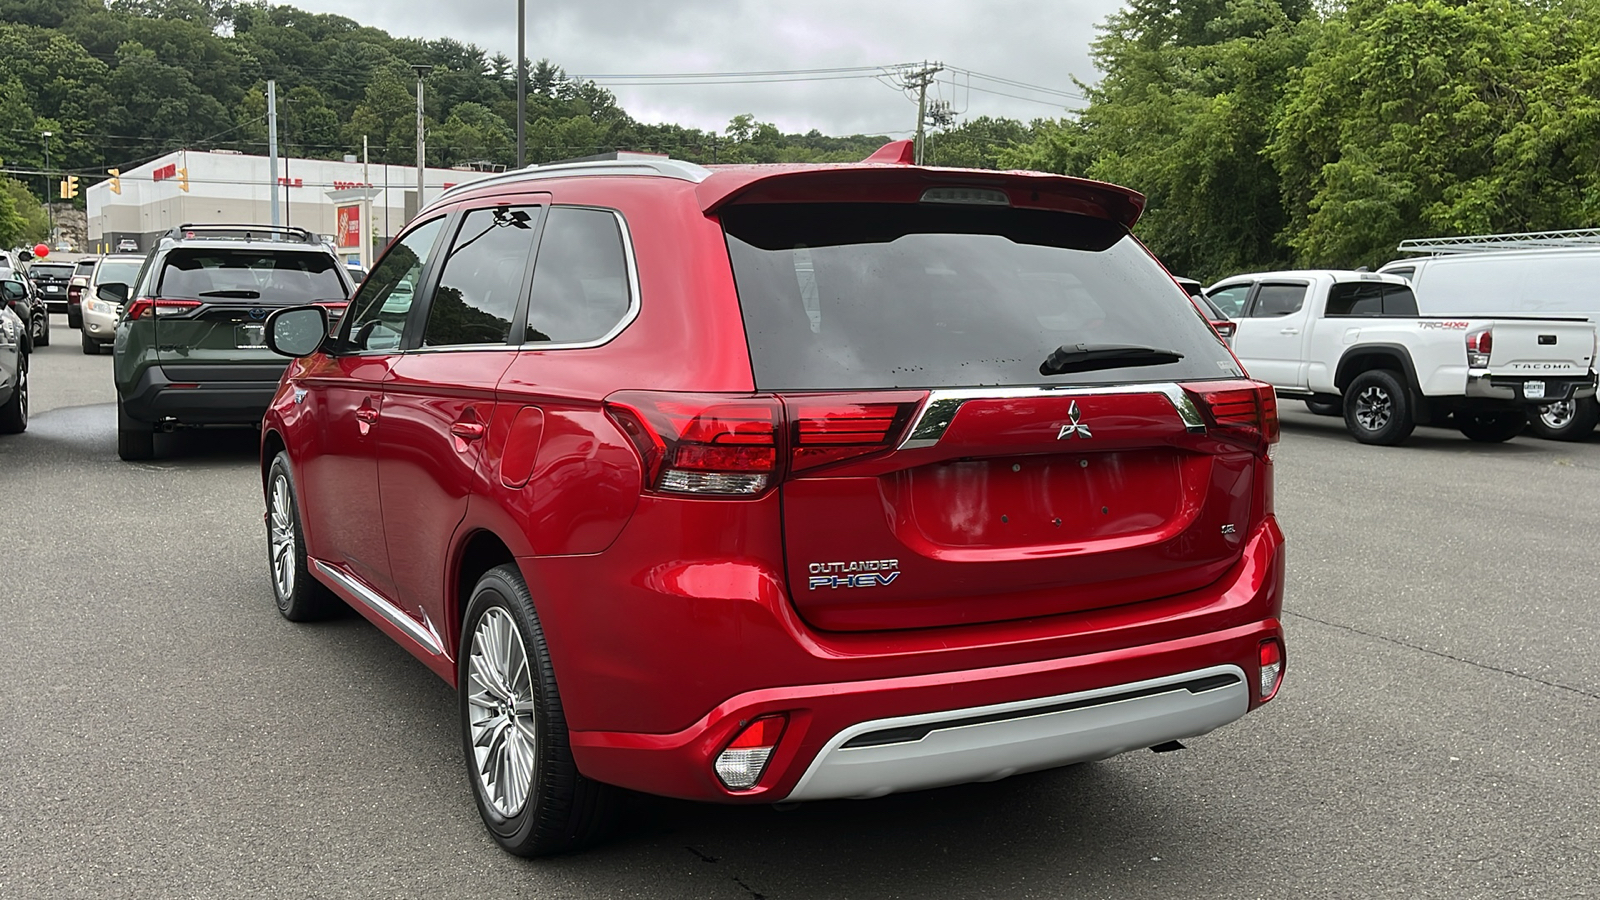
1484,320,1595,378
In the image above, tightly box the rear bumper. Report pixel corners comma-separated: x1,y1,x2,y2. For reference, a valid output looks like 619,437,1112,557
1465,370,1596,403
118,364,285,425
554,517,1287,804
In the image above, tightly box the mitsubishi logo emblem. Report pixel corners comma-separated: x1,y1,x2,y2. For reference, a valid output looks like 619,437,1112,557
1057,401,1092,439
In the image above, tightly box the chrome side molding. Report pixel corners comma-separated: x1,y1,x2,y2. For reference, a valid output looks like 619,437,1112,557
313,559,446,657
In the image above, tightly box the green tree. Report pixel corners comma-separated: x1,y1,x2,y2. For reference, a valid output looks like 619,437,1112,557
0,176,48,245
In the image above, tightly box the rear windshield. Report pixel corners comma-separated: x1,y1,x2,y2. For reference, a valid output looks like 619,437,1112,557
95,261,143,288
723,203,1239,390
30,264,74,278
75,260,98,273
1325,281,1418,317
156,248,347,304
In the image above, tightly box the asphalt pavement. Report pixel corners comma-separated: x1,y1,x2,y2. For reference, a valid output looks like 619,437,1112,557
2,316,1597,899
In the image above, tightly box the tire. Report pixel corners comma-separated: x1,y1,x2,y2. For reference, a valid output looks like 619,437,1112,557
116,396,155,461
1305,398,1341,417
0,353,26,434
1527,397,1600,442
460,564,622,857
67,307,81,329
1343,369,1415,445
1456,409,1526,443
81,330,98,355
265,451,340,621
33,313,48,347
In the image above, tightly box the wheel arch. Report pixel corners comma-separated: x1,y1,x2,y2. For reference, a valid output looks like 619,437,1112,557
260,428,287,493
450,529,520,660
1334,344,1421,395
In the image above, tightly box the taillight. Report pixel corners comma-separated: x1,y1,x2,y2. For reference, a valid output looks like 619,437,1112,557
606,393,781,496
1212,320,1237,341
605,391,923,495
67,285,82,302
124,298,201,319
714,714,787,790
1259,639,1284,701
1186,381,1279,449
787,394,922,472
1466,327,1492,368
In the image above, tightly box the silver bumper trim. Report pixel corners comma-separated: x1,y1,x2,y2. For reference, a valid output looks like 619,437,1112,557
783,664,1250,802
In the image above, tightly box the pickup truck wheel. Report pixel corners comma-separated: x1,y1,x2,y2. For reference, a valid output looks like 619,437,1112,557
1456,410,1526,443
116,396,155,461
460,565,622,857
1527,398,1600,441
1343,370,1414,445
1305,399,1340,417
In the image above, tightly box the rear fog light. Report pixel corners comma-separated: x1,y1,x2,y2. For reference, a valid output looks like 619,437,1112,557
714,714,787,790
1259,639,1283,701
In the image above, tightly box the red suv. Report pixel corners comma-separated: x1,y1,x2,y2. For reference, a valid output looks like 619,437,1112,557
260,142,1286,856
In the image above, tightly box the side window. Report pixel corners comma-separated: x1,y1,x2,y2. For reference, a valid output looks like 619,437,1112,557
1325,282,1383,317
523,207,633,344
1249,283,1308,317
1385,266,1415,282
1206,284,1252,318
342,216,445,351
1382,284,1419,316
422,206,540,347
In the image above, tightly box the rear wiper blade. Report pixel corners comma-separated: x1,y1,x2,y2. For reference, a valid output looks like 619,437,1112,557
1039,343,1185,376
197,289,261,299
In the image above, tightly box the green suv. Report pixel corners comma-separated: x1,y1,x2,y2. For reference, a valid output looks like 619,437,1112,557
108,224,352,460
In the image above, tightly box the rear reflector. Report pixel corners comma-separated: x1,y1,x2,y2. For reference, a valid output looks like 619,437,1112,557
714,714,787,790
1186,381,1279,448
1259,639,1284,701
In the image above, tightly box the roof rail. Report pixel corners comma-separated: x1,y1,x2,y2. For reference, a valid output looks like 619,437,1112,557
436,153,712,201
166,223,322,244
1396,227,1600,256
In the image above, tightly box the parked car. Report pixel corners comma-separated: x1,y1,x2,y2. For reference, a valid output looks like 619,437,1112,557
116,238,140,253
1210,270,1597,444
66,256,100,329
5,268,48,348
1174,276,1235,345
0,277,30,433
27,259,74,318
109,224,353,460
81,254,144,354
260,142,1288,856
1379,241,1600,440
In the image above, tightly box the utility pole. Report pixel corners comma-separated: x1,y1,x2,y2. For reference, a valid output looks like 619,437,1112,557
516,0,526,168
412,64,433,218
41,130,52,243
267,80,280,226
899,61,944,165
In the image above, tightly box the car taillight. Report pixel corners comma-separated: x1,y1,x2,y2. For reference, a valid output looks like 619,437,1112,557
714,714,787,791
606,393,782,496
1466,327,1492,368
124,298,201,319
605,392,925,496
1259,639,1284,701
67,285,82,302
786,394,922,472
1186,381,1279,449
1212,320,1237,340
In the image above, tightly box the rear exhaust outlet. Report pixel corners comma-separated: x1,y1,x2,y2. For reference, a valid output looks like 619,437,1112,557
1149,740,1186,753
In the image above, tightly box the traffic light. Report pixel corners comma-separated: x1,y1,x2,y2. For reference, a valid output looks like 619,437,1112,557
177,167,189,192
108,168,121,195
59,174,79,199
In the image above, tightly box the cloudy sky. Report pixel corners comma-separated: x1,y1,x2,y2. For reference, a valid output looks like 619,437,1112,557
285,0,1126,137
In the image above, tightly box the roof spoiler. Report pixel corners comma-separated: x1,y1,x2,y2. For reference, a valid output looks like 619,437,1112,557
863,140,916,165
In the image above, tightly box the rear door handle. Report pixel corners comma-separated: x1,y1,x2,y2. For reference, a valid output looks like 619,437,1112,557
449,421,486,440
354,407,379,423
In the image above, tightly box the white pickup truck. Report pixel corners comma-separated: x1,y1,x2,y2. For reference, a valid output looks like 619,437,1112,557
1205,270,1598,444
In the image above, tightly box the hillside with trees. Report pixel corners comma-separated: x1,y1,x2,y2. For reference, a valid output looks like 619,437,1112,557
2,0,1598,278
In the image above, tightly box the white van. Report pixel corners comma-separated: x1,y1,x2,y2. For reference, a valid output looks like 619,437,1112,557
1379,246,1600,439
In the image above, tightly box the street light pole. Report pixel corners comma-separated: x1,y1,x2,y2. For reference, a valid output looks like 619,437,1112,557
412,64,432,219
517,0,526,168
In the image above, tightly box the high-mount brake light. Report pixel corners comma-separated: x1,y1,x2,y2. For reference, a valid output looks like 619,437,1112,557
714,714,787,790
1259,639,1284,701
1466,327,1493,368
606,393,781,496
1185,381,1279,449
920,186,1010,206
125,298,201,320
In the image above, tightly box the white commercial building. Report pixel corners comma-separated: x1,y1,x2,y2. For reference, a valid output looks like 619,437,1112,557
86,149,496,264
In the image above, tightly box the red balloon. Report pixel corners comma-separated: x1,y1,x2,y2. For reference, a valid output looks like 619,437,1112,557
32,243,48,258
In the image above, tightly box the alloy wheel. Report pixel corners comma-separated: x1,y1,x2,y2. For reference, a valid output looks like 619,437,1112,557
1539,400,1576,430
16,358,26,428
466,607,538,818
1354,385,1392,432
268,473,297,599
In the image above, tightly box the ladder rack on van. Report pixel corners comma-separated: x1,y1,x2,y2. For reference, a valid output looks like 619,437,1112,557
1397,227,1600,256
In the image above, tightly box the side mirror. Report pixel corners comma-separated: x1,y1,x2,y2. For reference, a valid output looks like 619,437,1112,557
97,283,130,304
17,250,32,262
265,305,329,358
0,281,24,304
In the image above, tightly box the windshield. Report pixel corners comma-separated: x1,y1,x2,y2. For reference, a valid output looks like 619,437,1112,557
155,248,348,304
723,203,1239,390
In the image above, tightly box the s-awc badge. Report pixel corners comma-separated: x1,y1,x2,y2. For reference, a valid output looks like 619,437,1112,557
808,558,900,590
